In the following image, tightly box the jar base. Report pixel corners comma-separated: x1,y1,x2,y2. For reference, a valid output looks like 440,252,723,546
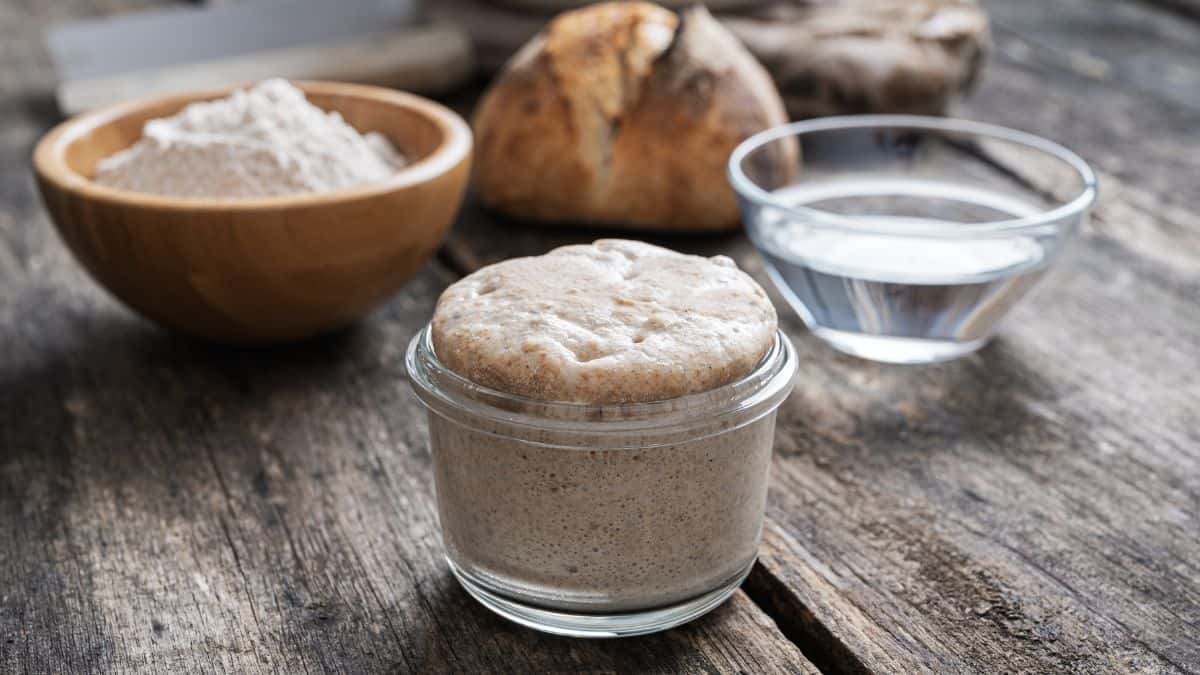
447,556,755,638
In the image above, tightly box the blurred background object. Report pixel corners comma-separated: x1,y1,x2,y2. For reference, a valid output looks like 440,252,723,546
433,0,989,117
724,1,989,117
46,0,988,119
46,0,474,114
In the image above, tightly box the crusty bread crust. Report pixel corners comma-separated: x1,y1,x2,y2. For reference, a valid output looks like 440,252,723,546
473,2,795,232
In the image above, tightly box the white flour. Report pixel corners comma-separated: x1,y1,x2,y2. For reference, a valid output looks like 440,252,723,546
94,79,406,199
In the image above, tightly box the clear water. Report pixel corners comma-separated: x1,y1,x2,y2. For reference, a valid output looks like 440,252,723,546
752,180,1053,363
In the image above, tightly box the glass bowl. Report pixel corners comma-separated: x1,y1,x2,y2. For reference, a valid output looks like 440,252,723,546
729,115,1098,364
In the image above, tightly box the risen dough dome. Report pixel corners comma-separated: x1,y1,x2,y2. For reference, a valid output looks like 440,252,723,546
431,240,778,403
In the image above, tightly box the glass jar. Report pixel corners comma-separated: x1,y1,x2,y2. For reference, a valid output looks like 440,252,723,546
406,326,797,637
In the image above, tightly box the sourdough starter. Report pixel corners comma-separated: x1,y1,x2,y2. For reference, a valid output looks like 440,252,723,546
429,408,776,611
423,240,783,612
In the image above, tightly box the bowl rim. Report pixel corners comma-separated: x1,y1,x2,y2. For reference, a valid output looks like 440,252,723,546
728,114,1099,237
32,80,472,211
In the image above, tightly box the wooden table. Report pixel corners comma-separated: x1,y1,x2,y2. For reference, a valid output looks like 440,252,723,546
3,1,1198,672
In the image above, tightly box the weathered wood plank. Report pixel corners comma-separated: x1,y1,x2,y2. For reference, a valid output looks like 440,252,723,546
8,0,1198,672
441,1,1200,671
0,2,819,673
0,264,814,674
748,2,1200,669
750,229,1199,671
978,0,1200,206
987,0,1200,112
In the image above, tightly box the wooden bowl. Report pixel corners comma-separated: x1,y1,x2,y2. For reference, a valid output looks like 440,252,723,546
33,81,471,343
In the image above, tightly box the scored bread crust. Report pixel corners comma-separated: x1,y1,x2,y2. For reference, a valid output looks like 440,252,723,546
472,2,795,232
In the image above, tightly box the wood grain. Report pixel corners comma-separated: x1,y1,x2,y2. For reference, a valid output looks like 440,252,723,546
0,265,814,674
1,2,819,673
1,165,818,673
6,0,1200,672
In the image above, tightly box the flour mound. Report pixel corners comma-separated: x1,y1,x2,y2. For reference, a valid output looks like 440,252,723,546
94,79,406,199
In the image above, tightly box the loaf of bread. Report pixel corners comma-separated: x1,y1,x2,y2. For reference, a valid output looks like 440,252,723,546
472,2,796,232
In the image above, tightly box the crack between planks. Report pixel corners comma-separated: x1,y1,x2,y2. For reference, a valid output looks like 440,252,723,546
203,441,268,666
740,558,871,675
215,514,263,631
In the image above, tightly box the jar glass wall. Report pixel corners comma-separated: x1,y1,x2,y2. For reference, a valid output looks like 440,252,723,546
406,326,797,637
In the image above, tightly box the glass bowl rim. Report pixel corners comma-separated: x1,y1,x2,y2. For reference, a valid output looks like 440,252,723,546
728,114,1099,237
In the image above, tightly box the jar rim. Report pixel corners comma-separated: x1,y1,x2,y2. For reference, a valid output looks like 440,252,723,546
405,324,797,440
